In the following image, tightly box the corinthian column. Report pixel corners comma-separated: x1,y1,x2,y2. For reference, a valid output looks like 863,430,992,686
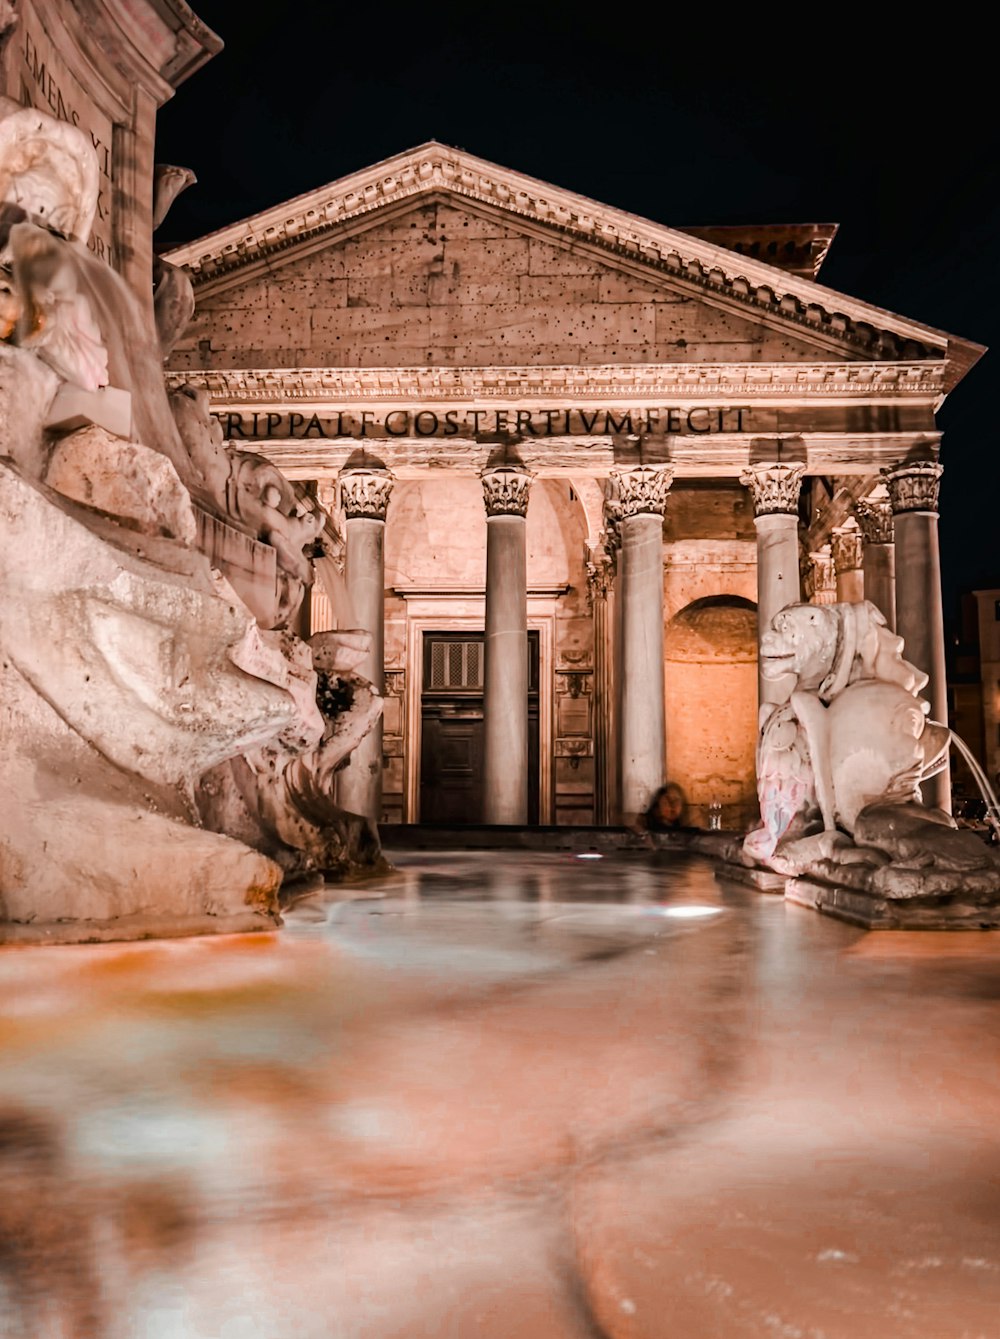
335,465,393,821
611,465,672,821
482,465,532,825
831,518,864,603
587,548,615,826
886,460,949,810
740,462,804,705
856,485,895,630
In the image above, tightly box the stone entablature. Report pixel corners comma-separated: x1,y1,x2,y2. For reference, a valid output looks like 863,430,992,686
165,361,948,403
163,143,982,386
218,432,943,486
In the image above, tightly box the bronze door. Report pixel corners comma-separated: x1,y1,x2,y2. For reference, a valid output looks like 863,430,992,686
419,632,539,824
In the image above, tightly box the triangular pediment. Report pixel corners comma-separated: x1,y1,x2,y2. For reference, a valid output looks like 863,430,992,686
164,142,984,389
170,196,859,371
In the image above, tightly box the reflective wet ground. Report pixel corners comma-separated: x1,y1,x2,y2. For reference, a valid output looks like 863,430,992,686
2,848,1000,1337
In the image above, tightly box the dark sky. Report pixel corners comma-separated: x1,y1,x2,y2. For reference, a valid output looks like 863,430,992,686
155,8,999,617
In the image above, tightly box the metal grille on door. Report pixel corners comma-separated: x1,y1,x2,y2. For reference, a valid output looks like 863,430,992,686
428,639,483,691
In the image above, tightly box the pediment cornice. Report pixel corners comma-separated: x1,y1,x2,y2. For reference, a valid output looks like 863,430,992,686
166,361,946,405
162,143,984,392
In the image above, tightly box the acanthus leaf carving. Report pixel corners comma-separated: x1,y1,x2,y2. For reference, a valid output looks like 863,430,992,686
885,460,942,515
482,465,532,518
339,467,394,521
609,464,673,519
740,461,805,517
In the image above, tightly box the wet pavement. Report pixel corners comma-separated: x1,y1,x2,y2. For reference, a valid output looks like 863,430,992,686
1,848,999,1337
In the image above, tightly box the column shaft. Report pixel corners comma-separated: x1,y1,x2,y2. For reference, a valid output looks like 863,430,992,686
589,562,614,826
754,512,801,704
483,515,529,824
336,517,385,820
619,513,666,818
895,511,949,809
856,490,896,632
831,522,864,604
836,569,864,603
862,543,896,630
887,461,948,812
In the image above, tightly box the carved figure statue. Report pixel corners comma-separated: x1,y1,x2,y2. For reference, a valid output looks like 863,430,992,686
169,381,325,629
0,98,384,942
743,601,991,885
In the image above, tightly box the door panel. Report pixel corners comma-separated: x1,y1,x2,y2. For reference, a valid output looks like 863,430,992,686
420,708,484,824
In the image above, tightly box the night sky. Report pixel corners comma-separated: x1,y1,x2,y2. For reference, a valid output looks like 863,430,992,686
155,8,999,619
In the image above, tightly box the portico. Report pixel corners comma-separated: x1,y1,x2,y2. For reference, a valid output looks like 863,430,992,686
163,142,983,828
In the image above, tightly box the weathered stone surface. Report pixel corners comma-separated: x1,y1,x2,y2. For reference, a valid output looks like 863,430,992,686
198,629,385,881
786,877,1000,928
0,342,59,476
170,200,836,372
0,610,283,936
854,801,999,872
45,423,197,542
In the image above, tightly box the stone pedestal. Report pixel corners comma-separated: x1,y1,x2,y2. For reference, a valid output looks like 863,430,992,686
335,467,393,821
611,466,672,821
887,461,949,811
856,489,896,630
740,463,804,705
831,520,864,603
482,467,532,825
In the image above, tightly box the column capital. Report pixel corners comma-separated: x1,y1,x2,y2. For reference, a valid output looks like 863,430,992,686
884,460,942,515
855,486,894,545
803,545,836,605
739,461,805,517
482,465,532,518
601,498,622,558
830,518,863,575
339,467,394,521
586,552,615,604
609,464,674,519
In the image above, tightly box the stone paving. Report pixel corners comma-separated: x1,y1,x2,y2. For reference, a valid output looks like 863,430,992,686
1,849,999,1336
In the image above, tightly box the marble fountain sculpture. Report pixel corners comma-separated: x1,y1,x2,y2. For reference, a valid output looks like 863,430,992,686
738,600,1000,928
0,99,383,943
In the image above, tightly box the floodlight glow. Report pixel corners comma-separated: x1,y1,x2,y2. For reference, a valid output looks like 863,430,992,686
575,853,603,860
659,905,722,919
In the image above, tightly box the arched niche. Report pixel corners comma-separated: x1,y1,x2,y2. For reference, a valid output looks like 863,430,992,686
664,595,758,830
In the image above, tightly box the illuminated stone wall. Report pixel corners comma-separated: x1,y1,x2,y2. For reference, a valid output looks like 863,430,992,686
171,200,833,373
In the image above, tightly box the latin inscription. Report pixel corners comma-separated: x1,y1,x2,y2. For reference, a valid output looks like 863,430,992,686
15,6,116,266
213,406,752,441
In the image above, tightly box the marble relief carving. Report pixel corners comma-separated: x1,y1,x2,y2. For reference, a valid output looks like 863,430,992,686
0,100,383,942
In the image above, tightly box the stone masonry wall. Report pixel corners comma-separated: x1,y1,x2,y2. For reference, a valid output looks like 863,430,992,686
170,201,839,372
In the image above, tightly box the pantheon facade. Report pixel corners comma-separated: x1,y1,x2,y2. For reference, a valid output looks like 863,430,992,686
164,144,983,829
